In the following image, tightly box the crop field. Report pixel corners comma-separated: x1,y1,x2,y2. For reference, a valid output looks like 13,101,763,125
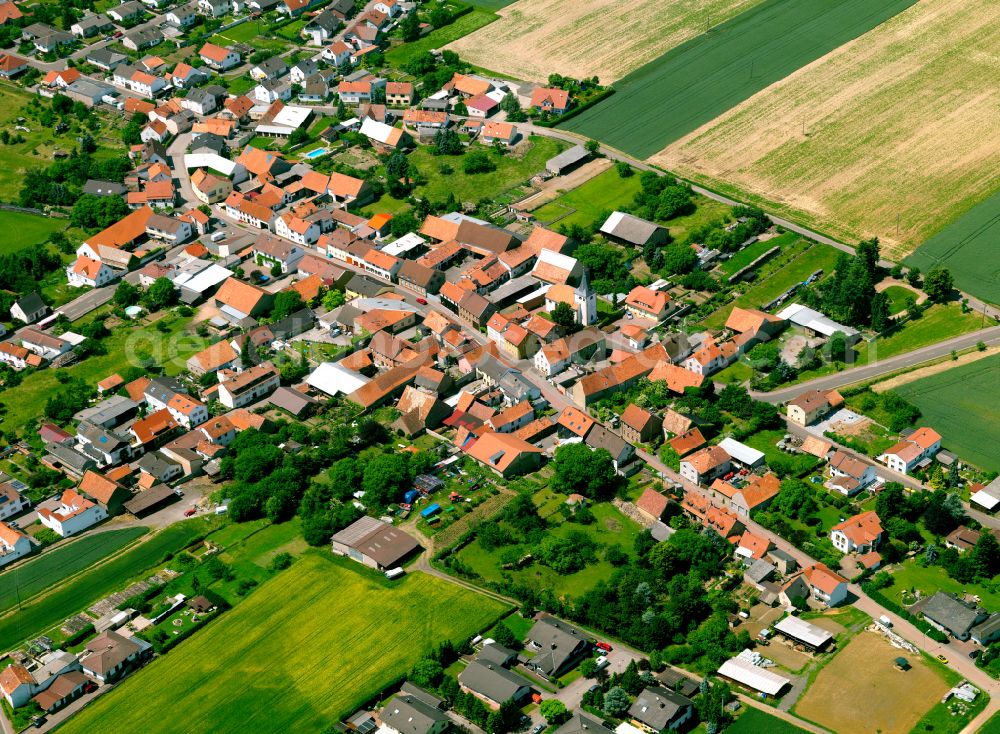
655,0,1000,258
905,187,1000,305
60,555,508,734
563,0,917,158
0,519,214,651
0,528,147,614
795,632,948,734
891,354,1000,472
447,0,763,84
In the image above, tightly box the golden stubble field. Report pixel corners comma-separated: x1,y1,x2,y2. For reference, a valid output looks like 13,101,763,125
652,0,1000,258
446,0,763,84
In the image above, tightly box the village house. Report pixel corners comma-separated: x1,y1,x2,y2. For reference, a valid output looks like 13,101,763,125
0,522,31,568
624,285,674,321
67,256,116,288
679,445,731,486
786,388,844,426
199,42,240,70
683,336,737,377
458,661,532,709
37,489,108,537
218,363,281,409
916,592,988,641
524,616,589,679
465,431,543,478
830,511,884,554
530,86,570,115
628,686,694,732
878,426,942,475
782,563,849,607
827,450,877,495
79,631,151,684
10,292,48,325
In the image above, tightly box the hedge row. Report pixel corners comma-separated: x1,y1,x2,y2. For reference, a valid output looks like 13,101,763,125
538,88,616,128
63,623,95,648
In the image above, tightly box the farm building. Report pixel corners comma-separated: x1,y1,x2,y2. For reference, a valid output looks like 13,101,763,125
717,656,789,697
599,211,668,247
546,145,590,176
773,616,833,651
775,303,860,343
331,516,421,571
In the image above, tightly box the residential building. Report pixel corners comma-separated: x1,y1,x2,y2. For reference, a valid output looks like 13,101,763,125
79,631,151,683
37,489,108,537
683,336,737,377
917,592,988,640
0,481,30,521
199,42,240,70
458,661,531,709
827,450,877,495
679,445,731,485
67,256,115,288
830,511,884,554
784,563,849,607
380,693,450,734
0,522,31,569
524,616,589,679
465,432,543,478
10,293,47,325
217,363,280,409
786,389,844,426
878,427,943,475
530,86,570,115
619,404,662,445
628,686,694,732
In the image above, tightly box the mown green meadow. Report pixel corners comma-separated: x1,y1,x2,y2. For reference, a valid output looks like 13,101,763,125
59,554,508,734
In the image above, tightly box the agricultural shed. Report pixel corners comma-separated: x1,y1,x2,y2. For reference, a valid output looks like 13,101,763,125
773,616,833,651
717,657,789,696
546,145,590,175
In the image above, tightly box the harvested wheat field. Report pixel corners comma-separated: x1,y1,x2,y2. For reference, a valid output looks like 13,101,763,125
654,0,1000,259
446,0,763,84
795,632,948,734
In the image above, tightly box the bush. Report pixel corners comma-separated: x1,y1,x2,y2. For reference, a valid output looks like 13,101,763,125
63,623,95,648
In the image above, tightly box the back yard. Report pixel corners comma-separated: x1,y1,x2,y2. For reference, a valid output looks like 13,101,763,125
0,211,66,255
59,554,508,734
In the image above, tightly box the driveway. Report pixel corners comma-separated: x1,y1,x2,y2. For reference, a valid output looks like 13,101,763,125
551,646,642,712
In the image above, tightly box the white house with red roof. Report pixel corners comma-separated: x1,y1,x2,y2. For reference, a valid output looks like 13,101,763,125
529,86,570,115
199,42,240,70
275,214,321,247
38,489,108,537
878,427,942,475
830,511,884,554
66,256,115,288
0,522,31,568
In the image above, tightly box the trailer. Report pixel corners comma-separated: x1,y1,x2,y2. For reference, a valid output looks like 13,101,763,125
420,503,442,519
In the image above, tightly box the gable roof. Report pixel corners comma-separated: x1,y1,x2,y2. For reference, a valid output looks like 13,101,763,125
831,510,883,546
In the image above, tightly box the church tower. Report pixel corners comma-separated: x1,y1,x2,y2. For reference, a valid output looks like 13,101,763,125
575,270,597,325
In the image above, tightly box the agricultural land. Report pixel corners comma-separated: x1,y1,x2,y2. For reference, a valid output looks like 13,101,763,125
59,555,508,734
890,353,1000,472
654,0,1000,258
562,0,918,158
447,0,763,84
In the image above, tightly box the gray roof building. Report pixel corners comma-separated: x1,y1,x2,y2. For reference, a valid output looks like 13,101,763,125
627,686,694,732
458,660,532,706
916,592,987,640
72,396,139,428
552,712,612,734
477,642,517,668
398,682,444,710
87,48,128,70
331,516,421,571
45,444,96,477
600,211,668,247
524,616,589,678
380,694,450,734
83,180,127,197
254,56,289,79
971,614,1000,646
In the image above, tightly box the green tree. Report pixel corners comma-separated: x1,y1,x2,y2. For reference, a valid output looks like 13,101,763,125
409,658,443,688
923,267,954,303
433,128,462,155
142,277,177,311
322,289,345,310
271,291,303,321
551,301,576,329
463,149,495,174
551,443,620,500
603,687,630,716
584,139,600,155
491,621,520,649
400,11,421,41
113,280,141,307
539,700,568,725
362,453,411,506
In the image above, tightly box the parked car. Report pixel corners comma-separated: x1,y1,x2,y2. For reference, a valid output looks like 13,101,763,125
532,724,545,734
183,507,197,517
416,297,427,305
936,654,949,664
595,641,612,652
969,650,981,659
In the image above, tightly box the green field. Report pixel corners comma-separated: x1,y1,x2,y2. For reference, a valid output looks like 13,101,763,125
725,708,810,734
703,240,837,328
531,167,643,228
386,9,498,67
865,304,984,361
0,211,66,254
60,554,508,734
892,354,1000,472
0,519,215,651
905,187,1000,306
0,313,208,439
562,0,919,158
409,136,566,203
980,711,1000,734
888,559,1000,611
0,528,147,614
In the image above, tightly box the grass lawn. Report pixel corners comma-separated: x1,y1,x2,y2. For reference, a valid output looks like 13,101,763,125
742,429,819,478
531,167,643,228
364,193,412,216
702,240,835,329
882,285,914,315
0,312,208,439
888,559,1000,611
891,353,1000,472
0,518,217,651
0,528,147,615
408,136,566,203
725,708,810,734
866,303,985,361
0,211,65,254
59,554,508,734
980,711,1000,734
454,500,641,598
712,360,752,384
794,631,948,734
386,9,498,67
224,74,257,96
718,236,782,277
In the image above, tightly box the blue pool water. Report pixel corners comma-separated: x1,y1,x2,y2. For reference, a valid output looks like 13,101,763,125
304,148,328,159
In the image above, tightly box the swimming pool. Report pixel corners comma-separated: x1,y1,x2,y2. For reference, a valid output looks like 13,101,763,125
304,148,328,159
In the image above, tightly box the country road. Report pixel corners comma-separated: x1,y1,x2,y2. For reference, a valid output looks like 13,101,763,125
749,323,1000,403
